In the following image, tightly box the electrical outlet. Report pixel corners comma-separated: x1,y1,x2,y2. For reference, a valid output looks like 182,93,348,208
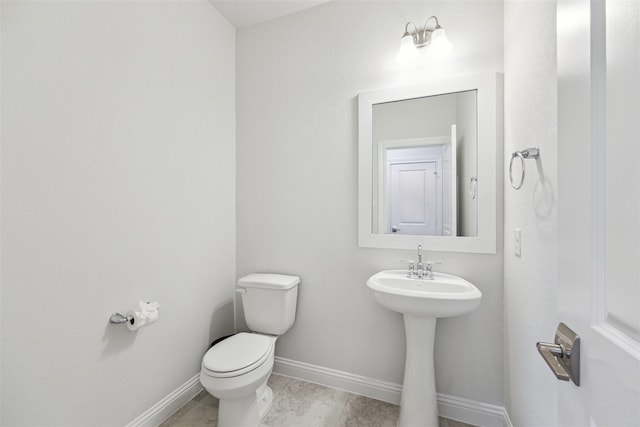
514,228,522,257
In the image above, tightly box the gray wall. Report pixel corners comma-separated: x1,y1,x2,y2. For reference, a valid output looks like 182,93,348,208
0,2,236,425
0,1,566,424
504,1,559,425
237,1,505,406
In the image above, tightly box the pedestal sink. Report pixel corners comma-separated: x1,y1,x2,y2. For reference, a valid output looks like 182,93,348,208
366,270,482,427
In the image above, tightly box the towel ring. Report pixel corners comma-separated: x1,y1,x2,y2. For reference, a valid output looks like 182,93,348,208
509,147,540,190
469,176,478,199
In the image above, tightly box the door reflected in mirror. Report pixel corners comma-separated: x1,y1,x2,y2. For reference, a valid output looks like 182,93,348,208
358,72,500,253
371,90,477,237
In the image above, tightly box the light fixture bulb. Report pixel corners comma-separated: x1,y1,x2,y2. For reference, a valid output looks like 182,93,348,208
429,27,452,56
396,33,418,64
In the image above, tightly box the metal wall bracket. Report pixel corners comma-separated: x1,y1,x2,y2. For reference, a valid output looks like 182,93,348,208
510,147,540,189
109,313,133,325
537,322,581,386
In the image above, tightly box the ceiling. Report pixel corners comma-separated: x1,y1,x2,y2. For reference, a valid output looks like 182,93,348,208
210,0,332,29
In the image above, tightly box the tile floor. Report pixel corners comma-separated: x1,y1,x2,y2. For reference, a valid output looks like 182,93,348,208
160,374,477,427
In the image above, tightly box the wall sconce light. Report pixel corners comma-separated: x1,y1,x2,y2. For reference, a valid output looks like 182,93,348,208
396,16,452,63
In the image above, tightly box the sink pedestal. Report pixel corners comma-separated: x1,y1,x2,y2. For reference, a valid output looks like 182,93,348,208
366,270,482,427
399,315,438,427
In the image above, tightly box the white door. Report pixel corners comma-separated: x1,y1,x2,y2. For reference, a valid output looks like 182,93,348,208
442,125,457,237
388,161,437,235
557,0,640,425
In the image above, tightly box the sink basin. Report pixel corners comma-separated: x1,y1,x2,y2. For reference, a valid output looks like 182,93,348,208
367,269,482,318
366,269,482,427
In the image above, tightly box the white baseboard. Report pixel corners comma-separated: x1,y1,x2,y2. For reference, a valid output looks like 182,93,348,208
126,374,203,427
437,393,513,427
274,356,403,404
128,358,512,427
274,356,511,427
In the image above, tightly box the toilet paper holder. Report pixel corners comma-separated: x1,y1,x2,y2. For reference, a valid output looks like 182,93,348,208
109,301,160,330
109,313,133,325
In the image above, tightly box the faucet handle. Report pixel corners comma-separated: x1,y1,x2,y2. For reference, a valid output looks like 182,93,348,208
423,261,442,279
401,260,415,277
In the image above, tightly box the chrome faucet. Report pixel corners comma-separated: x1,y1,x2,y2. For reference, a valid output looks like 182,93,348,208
416,244,424,278
405,244,436,280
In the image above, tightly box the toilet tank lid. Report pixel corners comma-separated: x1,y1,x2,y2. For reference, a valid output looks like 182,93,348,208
238,273,300,290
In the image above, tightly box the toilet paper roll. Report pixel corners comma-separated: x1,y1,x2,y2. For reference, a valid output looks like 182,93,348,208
127,301,160,331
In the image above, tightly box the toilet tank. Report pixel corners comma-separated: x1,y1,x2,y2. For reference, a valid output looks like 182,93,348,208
238,273,299,335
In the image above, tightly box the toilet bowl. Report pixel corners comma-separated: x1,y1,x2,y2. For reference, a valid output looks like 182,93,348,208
200,333,276,426
199,273,299,427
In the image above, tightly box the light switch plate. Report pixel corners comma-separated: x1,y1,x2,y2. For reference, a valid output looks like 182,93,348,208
514,228,521,257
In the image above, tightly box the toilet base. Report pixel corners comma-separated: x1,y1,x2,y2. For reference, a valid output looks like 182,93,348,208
217,379,273,427
256,380,273,419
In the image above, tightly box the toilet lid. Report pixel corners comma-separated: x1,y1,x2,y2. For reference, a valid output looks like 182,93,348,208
202,333,272,377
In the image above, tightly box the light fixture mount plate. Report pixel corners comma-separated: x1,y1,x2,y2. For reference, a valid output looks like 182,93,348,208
412,29,433,48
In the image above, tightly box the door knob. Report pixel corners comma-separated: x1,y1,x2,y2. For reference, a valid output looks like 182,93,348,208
537,322,580,386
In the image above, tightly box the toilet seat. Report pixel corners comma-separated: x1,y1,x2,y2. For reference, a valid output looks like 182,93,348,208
202,333,273,378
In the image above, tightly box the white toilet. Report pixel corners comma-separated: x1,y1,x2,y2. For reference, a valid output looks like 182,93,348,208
200,273,299,427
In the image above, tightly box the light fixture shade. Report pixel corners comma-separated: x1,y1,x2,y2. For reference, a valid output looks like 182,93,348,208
430,27,452,55
396,33,418,63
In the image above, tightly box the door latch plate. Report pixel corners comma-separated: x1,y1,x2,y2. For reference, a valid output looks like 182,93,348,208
537,322,580,386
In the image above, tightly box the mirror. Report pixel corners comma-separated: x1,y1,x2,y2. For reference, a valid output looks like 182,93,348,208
358,72,501,253
372,90,477,237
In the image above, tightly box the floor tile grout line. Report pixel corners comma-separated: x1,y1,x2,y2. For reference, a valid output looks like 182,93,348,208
162,374,476,427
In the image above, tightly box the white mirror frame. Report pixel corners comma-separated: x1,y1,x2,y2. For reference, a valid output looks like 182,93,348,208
358,72,502,253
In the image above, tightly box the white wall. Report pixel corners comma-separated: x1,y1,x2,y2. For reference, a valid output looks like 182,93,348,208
373,94,457,140
237,1,505,406
0,1,566,423
503,1,558,425
0,2,236,425
456,90,477,236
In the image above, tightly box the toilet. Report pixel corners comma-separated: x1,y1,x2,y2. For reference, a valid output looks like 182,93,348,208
200,273,299,427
